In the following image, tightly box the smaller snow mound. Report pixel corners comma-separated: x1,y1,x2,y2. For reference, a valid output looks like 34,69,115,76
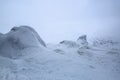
54,49,65,55
59,35,89,48
60,40,79,48
92,39,120,50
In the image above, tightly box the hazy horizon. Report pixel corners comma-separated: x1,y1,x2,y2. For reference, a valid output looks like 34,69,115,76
0,0,120,43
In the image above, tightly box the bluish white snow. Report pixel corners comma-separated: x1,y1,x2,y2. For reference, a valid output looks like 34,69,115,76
0,26,120,80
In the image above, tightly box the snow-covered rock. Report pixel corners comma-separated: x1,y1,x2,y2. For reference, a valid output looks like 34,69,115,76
0,26,46,59
59,35,89,48
77,35,88,47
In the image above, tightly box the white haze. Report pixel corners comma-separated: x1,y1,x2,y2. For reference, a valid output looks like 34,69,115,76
0,0,120,43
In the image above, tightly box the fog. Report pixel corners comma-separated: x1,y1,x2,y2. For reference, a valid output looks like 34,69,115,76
0,0,120,43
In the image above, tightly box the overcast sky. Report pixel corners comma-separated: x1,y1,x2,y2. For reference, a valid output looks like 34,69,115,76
0,0,120,43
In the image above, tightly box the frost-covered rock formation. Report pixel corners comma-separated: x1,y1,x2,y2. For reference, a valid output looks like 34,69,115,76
0,26,46,58
59,35,89,48
77,35,88,47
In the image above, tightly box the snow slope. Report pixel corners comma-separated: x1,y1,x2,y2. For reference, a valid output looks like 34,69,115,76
0,26,120,80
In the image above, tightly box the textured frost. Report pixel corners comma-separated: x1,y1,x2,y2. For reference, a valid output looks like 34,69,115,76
0,27,120,80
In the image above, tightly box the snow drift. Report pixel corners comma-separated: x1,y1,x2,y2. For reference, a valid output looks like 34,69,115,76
0,26,120,80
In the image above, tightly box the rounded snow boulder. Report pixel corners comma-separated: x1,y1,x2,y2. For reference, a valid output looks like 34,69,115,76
0,26,46,59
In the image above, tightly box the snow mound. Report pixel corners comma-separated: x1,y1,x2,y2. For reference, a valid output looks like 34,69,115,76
59,35,89,48
0,26,46,59
93,39,119,46
60,40,79,48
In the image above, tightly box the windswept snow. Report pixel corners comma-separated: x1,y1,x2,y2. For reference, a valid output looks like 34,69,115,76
0,26,120,80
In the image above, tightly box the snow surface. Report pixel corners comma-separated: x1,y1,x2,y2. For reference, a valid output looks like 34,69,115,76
0,26,120,80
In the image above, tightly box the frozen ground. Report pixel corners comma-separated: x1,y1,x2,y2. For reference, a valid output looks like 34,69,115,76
0,26,120,80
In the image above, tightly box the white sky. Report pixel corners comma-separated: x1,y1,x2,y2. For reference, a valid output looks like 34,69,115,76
0,0,120,43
